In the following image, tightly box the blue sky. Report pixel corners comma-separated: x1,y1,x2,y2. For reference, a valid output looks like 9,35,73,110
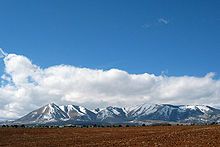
0,0,220,77
1,1,220,119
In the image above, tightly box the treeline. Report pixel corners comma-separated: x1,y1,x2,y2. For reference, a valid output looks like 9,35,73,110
1,124,25,128
0,124,143,128
1,124,134,128
0,122,218,128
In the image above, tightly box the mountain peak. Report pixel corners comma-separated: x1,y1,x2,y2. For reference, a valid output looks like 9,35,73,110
15,103,68,123
48,102,57,106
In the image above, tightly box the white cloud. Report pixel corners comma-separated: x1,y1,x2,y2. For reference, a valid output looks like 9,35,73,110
0,53,220,119
141,24,151,29
158,18,169,25
142,18,169,29
0,48,8,58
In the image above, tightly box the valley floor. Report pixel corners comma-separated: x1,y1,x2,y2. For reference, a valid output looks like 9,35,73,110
0,125,220,146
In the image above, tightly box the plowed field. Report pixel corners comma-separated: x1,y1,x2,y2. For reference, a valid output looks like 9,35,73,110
0,125,220,146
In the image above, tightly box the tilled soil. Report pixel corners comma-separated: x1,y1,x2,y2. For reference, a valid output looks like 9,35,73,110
0,125,220,147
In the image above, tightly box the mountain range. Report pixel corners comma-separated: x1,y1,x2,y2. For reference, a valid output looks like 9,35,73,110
4,103,220,125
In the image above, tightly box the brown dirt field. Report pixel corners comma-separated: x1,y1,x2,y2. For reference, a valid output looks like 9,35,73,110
0,125,220,147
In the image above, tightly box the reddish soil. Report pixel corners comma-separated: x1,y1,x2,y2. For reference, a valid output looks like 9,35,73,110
0,125,220,147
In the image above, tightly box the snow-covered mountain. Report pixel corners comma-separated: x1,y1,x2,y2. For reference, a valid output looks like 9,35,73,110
128,104,220,123
16,103,68,123
10,103,220,125
96,106,127,123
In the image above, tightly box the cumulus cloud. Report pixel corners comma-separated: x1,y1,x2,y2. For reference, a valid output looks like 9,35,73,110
0,53,220,119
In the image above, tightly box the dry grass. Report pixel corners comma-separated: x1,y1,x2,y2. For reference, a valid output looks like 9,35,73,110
0,125,220,146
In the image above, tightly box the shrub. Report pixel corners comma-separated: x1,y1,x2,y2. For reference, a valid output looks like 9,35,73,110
20,124,25,128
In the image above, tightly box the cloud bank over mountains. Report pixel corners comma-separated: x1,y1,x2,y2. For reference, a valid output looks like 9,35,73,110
0,53,220,120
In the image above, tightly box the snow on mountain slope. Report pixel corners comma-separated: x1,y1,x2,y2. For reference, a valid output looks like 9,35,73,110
91,108,101,114
59,105,96,121
127,104,220,123
96,106,128,122
127,104,160,117
16,103,69,123
179,105,212,113
128,104,184,121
